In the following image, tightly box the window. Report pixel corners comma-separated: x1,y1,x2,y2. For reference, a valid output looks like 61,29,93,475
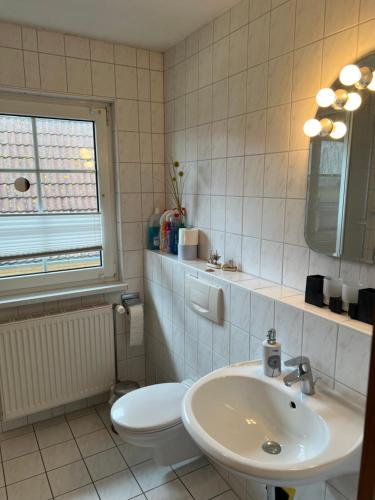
0,96,117,294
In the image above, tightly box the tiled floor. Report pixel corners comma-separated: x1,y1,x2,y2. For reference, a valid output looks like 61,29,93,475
0,404,237,500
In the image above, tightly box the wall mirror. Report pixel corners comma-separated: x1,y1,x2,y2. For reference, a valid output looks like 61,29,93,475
305,53,375,264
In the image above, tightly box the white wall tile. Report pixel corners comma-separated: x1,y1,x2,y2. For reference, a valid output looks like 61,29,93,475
335,326,371,394
0,22,22,49
260,240,283,282
250,293,274,339
37,30,65,55
230,325,250,363
231,285,250,331
261,198,285,242
91,61,115,96
275,301,303,357
302,313,338,377
229,25,248,75
243,198,262,237
39,53,66,92
65,35,90,59
283,244,309,290
0,47,24,87
66,58,92,95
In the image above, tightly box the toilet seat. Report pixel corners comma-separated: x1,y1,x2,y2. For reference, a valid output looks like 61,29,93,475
111,382,187,434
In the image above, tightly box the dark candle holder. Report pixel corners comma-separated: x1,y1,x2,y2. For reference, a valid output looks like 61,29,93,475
357,288,375,325
305,275,324,308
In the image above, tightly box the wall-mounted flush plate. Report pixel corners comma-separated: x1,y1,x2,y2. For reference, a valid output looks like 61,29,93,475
186,275,223,324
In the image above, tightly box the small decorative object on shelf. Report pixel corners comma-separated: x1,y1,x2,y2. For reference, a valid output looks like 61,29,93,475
221,259,238,272
305,275,324,308
329,296,343,314
207,250,222,269
165,160,186,255
357,288,375,325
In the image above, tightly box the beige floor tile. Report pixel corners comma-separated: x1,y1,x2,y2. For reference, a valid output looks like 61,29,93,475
131,459,176,491
95,469,142,500
1,433,38,461
0,487,5,500
76,428,114,458
0,425,33,443
213,492,237,499
85,448,127,481
4,451,44,485
118,443,153,467
47,460,91,497
55,483,99,499
0,466,4,487
33,415,66,431
181,465,228,500
36,422,73,449
6,473,52,500
171,456,208,477
65,407,96,421
69,414,104,438
145,479,192,500
41,440,81,471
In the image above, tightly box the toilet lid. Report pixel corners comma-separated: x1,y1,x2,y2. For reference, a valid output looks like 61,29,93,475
111,383,187,433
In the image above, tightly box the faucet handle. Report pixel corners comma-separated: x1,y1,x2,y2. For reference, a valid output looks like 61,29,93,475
284,356,311,369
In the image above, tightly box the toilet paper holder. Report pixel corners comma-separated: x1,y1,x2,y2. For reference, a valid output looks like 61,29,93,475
121,292,143,313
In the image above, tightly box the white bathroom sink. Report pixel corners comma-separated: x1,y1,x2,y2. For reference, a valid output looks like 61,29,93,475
181,361,364,486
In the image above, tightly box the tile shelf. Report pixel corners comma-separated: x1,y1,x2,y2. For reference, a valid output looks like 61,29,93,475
147,250,372,337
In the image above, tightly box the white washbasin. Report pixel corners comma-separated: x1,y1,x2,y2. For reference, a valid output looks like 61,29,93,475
181,361,364,486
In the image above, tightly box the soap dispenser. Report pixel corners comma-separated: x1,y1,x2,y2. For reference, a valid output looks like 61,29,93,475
262,328,281,377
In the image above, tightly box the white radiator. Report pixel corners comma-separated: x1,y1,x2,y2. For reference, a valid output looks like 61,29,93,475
0,305,115,421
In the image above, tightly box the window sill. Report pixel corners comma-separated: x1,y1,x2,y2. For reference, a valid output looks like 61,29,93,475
0,282,128,308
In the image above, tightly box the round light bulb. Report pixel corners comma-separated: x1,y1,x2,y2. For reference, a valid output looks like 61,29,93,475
316,88,336,107
303,118,322,138
339,64,362,86
368,71,375,91
330,121,347,140
344,92,362,111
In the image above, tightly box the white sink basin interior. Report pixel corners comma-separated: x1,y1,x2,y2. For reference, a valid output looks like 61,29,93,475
182,361,364,486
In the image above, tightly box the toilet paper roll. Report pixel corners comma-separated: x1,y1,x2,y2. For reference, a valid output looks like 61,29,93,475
128,302,144,346
179,228,199,246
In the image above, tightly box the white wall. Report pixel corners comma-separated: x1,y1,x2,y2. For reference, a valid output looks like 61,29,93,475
0,20,166,422
163,0,375,291
144,249,369,500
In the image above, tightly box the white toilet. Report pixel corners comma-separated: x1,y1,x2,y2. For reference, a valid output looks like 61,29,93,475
110,380,201,465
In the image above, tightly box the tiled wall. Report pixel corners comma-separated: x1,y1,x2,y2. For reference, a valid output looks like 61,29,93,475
144,249,370,500
0,20,164,423
0,20,165,294
163,0,375,291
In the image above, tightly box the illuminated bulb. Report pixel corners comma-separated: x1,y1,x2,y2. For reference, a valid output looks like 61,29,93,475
303,118,322,137
344,92,362,111
339,64,362,86
330,121,347,140
368,71,375,91
316,88,336,108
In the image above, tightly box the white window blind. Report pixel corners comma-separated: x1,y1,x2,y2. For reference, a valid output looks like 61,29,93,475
0,214,102,261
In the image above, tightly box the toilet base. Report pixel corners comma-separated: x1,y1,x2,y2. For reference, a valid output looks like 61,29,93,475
153,429,201,465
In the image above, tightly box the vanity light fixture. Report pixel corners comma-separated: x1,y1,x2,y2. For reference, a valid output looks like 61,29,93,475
340,64,374,90
343,92,362,111
316,88,336,108
329,121,347,140
304,118,346,139
339,64,362,86
368,71,375,91
303,118,334,138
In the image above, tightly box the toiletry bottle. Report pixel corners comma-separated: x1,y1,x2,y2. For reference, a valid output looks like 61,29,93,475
262,328,281,377
148,208,161,250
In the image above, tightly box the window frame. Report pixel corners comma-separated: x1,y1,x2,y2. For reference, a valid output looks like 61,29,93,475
0,94,118,295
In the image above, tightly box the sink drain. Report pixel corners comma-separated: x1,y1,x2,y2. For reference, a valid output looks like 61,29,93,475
262,441,282,455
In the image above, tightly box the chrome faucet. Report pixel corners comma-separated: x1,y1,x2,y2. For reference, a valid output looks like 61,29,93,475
283,356,316,395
